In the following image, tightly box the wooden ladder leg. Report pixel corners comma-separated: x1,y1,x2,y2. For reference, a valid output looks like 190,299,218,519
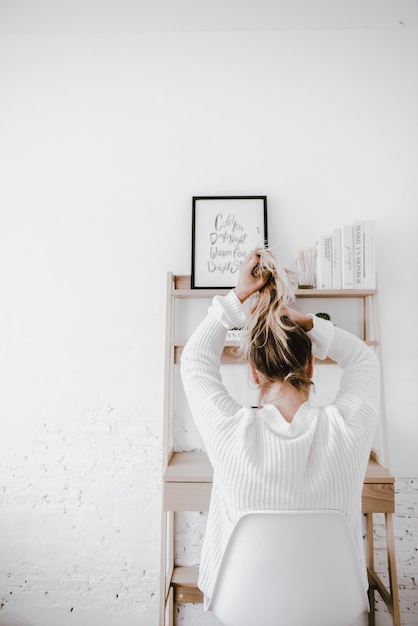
163,587,174,626
385,513,401,626
159,510,168,626
160,510,175,626
366,513,376,626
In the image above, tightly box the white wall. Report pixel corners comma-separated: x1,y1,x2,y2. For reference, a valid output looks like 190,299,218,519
1,2,417,624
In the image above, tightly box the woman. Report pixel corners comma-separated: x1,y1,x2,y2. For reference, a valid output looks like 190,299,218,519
181,248,379,611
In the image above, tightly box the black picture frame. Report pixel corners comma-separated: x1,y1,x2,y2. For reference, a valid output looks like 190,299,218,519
191,196,268,289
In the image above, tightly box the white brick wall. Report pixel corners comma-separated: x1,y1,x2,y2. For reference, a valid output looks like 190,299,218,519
0,408,161,626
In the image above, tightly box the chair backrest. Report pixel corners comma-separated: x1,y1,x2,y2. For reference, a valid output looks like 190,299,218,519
208,510,369,626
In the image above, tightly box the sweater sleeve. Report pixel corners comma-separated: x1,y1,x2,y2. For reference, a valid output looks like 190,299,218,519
308,315,380,435
180,291,248,456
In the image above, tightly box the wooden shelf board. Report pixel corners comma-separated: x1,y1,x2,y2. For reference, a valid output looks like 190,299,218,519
174,344,335,365
172,276,376,298
170,563,395,606
171,565,199,587
295,289,377,298
174,342,376,364
174,344,242,365
171,566,203,603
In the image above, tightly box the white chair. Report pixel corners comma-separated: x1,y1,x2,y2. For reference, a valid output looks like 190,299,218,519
208,510,369,626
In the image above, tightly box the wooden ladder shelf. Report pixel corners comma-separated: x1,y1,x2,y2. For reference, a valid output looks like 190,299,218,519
160,273,400,625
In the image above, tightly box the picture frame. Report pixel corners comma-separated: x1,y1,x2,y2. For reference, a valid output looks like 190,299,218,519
191,196,268,289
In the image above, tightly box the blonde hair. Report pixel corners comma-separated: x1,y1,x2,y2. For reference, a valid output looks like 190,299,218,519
240,248,313,396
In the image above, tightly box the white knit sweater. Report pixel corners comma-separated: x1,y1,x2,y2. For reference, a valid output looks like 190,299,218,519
180,290,379,609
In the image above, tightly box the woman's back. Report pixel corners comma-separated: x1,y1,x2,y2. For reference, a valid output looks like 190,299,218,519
180,250,379,608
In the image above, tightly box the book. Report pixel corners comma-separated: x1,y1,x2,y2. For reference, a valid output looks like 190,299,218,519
332,228,342,289
354,221,365,289
364,220,377,289
342,224,354,289
316,235,333,289
226,328,243,342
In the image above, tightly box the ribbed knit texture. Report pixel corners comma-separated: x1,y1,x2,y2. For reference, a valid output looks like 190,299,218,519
181,290,379,609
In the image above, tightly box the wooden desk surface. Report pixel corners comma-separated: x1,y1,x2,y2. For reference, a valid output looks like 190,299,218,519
365,458,394,484
164,451,395,514
165,451,394,483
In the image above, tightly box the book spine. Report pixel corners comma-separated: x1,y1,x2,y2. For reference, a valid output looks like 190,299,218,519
364,220,377,289
316,235,333,289
342,224,354,289
332,228,342,289
341,224,354,289
354,221,365,289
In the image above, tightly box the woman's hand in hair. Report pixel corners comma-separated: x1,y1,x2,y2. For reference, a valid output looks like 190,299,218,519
280,306,314,332
234,253,270,303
